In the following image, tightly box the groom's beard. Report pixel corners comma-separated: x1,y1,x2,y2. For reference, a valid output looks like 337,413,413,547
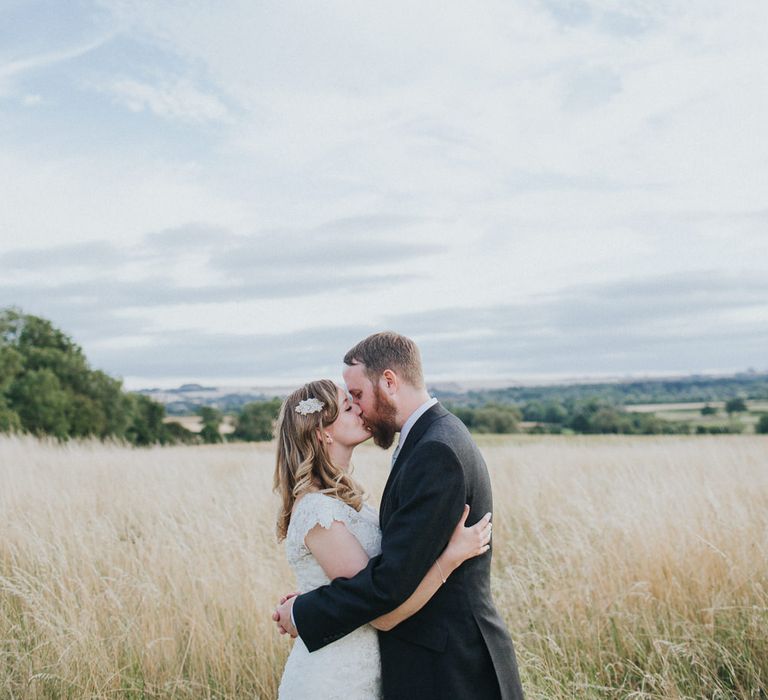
366,387,398,450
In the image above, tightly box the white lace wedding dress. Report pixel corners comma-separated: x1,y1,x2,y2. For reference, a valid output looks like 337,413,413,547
278,492,383,700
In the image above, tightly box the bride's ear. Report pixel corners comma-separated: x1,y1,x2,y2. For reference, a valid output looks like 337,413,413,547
315,428,333,444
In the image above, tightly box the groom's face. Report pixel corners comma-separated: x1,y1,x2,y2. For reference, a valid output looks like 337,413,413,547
343,363,398,449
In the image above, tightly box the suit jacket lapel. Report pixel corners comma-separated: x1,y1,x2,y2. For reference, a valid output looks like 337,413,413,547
392,402,448,471
381,402,448,522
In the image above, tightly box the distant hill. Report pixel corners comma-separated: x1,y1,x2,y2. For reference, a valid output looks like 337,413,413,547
433,371,768,408
138,385,295,415
139,370,768,414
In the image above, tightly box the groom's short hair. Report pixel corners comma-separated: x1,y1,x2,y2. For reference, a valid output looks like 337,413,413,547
344,331,425,388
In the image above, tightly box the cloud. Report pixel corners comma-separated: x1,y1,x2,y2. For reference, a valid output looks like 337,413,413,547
389,270,768,334
3,1,768,385
0,274,410,310
0,221,430,346
143,224,239,250
0,35,111,97
381,270,768,376
104,77,230,123
1,240,123,270
209,217,444,274
2,217,439,275
0,38,107,80
52,269,768,383
0,147,252,252
539,0,659,35
562,65,622,111
89,324,370,381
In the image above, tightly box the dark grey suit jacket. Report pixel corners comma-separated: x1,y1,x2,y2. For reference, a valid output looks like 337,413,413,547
292,403,524,700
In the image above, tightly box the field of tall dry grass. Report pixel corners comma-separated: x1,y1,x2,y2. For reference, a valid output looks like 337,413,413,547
1,434,767,699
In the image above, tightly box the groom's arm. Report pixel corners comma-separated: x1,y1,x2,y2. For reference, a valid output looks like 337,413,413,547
292,440,466,652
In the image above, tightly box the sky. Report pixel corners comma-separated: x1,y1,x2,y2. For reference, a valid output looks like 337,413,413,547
1,0,767,389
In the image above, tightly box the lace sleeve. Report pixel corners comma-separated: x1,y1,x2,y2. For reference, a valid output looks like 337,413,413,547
287,493,354,548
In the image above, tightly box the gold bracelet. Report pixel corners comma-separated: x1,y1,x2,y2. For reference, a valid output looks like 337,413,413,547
436,558,447,584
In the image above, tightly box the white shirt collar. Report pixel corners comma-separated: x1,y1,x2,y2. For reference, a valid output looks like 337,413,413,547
397,396,438,450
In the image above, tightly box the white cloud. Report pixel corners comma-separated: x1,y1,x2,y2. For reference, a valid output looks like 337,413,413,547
0,36,111,98
0,149,250,249
105,78,230,123
2,0,768,380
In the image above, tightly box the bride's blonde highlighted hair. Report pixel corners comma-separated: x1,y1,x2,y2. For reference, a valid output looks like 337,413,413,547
273,379,365,541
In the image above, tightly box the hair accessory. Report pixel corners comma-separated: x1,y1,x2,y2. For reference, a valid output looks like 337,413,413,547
295,397,325,415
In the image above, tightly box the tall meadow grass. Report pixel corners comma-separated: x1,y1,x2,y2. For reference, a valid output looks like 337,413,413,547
1,435,766,698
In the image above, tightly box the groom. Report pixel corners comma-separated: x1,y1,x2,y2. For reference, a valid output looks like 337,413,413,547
274,331,524,699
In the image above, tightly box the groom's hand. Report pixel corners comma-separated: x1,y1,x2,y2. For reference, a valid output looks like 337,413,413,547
273,593,299,638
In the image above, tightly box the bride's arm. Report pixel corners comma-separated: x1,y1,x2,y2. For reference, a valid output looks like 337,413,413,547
370,505,490,631
304,505,492,632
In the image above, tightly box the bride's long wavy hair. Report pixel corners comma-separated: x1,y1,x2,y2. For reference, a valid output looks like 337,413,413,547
273,379,365,541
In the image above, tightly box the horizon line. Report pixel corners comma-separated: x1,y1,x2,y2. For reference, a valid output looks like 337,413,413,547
125,366,768,393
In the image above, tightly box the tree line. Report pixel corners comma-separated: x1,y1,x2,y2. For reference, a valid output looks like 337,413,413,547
437,373,768,407
2,308,766,443
448,399,693,435
0,309,283,445
1,308,180,444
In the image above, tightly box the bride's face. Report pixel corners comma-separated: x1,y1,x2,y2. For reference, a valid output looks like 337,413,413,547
325,386,371,448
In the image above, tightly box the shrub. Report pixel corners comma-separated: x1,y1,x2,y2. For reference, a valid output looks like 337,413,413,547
234,399,282,441
725,397,748,414
0,308,178,445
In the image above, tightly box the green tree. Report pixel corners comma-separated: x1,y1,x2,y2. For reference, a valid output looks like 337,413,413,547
568,398,603,433
447,403,521,434
164,421,200,444
589,406,630,434
125,393,167,446
725,397,748,415
234,399,282,441
0,345,23,392
629,412,671,435
522,401,545,422
543,401,567,424
9,368,71,438
198,406,224,444
756,414,768,434
519,400,567,425
0,396,21,432
67,394,106,438
86,370,132,438
471,404,521,434
0,308,174,445
700,404,718,416
449,406,476,429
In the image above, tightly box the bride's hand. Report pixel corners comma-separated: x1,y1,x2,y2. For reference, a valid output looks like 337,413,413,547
271,591,300,624
443,505,492,570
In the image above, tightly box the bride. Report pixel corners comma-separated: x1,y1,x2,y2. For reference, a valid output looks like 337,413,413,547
272,379,492,699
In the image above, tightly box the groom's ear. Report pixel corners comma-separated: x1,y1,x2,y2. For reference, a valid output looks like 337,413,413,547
381,369,398,394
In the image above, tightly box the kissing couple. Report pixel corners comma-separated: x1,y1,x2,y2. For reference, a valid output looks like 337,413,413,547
272,331,525,699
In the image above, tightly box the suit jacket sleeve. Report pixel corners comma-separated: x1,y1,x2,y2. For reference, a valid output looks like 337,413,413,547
292,440,467,652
